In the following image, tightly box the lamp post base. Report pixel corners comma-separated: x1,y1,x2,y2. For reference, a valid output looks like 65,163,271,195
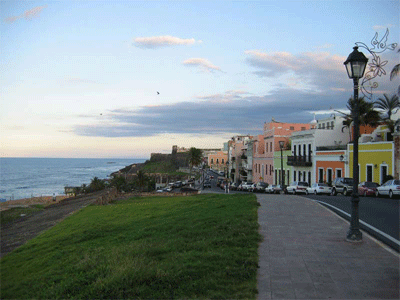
346,229,363,242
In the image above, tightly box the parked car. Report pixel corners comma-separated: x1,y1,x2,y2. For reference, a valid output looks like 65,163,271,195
331,177,354,196
265,185,277,194
156,187,172,193
253,182,268,193
306,183,332,195
376,180,400,199
173,181,183,188
230,182,238,191
203,181,211,188
249,183,257,192
358,181,379,197
286,181,309,194
241,182,254,191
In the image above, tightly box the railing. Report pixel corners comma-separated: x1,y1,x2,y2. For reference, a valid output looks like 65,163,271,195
287,155,312,167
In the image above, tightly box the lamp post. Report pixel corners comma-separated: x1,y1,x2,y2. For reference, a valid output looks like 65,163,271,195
344,46,368,242
279,141,285,187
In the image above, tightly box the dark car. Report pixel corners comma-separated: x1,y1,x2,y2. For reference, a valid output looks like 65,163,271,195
358,181,379,197
331,177,354,196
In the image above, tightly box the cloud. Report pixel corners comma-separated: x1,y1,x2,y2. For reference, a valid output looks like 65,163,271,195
373,24,395,31
183,58,222,73
72,88,353,139
63,77,104,85
133,35,200,49
4,5,47,23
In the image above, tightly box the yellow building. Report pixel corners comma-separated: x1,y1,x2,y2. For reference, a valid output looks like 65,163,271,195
348,141,394,184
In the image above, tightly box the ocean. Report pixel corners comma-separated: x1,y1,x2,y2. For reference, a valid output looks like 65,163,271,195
0,157,146,201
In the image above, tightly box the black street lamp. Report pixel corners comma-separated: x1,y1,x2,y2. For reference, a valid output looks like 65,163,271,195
279,141,285,187
344,46,368,242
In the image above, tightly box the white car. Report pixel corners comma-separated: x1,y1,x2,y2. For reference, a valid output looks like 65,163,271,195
306,183,332,195
376,180,400,199
286,181,309,194
241,182,254,191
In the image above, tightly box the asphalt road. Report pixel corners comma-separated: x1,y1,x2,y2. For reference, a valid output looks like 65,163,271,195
302,193,399,251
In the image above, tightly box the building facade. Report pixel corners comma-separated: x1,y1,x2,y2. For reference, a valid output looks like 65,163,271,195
289,115,351,185
252,120,310,185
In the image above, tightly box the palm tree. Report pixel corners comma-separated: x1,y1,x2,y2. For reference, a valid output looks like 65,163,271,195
336,97,380,141
375,93,399,120
188,147,203,186
390,48,400,96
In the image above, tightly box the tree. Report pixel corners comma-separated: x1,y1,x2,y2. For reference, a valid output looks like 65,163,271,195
89,177,105,192
390,49,400,96
188,147,203,186
375,93,399,121
188,147,203,169
336,97,380,141
110,175,127,192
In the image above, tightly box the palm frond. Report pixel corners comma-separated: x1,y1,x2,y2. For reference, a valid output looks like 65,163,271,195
390,64,400,81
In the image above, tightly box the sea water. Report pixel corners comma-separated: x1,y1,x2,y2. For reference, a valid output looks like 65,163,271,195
0,158,145,201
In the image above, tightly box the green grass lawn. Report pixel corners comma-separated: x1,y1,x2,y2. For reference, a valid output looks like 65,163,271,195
1,193,261,299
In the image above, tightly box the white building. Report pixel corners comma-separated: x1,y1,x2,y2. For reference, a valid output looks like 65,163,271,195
289,114,351,185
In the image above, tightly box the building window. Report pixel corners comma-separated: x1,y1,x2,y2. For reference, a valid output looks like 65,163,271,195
380,165,388,184
294,145,296,156
331,121,334,129
211,158,214,164
319,168,324,183
216,159,219,164
270,142,272,152
336,169,342,179
294,171,297,181
301,127,306,131
290,126,294,130
308,171,311,186
327,168,333,184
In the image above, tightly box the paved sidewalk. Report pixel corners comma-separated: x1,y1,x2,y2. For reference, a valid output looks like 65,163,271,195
257,194,399,299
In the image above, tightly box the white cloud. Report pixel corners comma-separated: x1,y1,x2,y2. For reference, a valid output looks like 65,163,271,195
133,35,199,49
183,58,222,72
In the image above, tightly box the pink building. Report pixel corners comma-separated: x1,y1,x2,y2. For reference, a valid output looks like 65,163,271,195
252,120,310,185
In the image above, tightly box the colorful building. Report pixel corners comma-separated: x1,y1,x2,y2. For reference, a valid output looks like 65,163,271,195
273,149,291,185
315,150,346,184
289,114,351,185
207,151,228,171
252,119,310,185
348,141,394,184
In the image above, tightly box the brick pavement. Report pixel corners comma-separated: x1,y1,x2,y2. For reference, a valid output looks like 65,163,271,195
257,194,399,299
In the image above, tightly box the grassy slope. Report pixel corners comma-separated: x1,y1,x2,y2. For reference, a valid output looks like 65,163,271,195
1,194,260,299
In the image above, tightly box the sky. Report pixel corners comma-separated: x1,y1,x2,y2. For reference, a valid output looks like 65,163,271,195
1,0,399,159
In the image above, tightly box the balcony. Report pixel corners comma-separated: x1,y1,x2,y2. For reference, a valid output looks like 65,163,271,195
287,155,312,167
